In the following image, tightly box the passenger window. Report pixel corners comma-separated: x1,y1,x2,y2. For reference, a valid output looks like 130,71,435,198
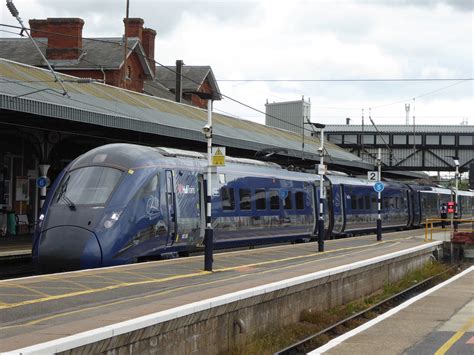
284,191,293,210
270,190,280,210
357,196,364,210
221,187,235,211
365,196,370,210
371,196,377,209
256,189,266,210
351,195,357,210
295,191,305,210
239,188,251,210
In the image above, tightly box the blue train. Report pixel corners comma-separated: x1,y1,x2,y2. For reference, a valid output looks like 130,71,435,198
32,144,474,272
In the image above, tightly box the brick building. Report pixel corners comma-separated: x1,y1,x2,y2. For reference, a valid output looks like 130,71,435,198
0,17,221,105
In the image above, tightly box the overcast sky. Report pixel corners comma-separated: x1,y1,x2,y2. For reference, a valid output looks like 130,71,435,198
1,0,472,126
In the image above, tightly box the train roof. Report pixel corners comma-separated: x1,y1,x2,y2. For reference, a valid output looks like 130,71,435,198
154,147,282,169
325,175,408,188
69,143,318,181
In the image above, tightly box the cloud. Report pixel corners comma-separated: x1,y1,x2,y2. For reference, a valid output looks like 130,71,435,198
1,0,471,126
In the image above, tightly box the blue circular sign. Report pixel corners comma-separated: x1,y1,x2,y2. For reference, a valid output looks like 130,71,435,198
373,182,385,193
37,176,50,189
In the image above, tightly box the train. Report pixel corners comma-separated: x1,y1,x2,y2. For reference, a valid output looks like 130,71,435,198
32,144,474,272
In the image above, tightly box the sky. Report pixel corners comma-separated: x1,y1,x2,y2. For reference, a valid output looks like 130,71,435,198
0,0,472,126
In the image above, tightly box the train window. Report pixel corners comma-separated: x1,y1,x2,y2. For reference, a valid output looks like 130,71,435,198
255,189,266,210
364,196,370,210
357,196,364,210
351,195,357,210
54,166,123,206
135,173,160,200
143,174,159,195
284,191,293,210
239,189,251,210
371,196,377,209
221,188,235,211
295,191,305,210
270,190,280,210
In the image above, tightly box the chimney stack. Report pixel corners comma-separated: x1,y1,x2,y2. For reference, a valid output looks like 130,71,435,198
142,27,156,74
29,18,84,60
124,18,144,41
346,117,351,125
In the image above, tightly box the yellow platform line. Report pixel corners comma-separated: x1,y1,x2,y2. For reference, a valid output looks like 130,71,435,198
435,316,474,355
0,248,361,331
42,275,93,291
0,237,413,309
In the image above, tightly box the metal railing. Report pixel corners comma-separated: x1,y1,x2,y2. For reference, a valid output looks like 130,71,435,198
425,218,474,242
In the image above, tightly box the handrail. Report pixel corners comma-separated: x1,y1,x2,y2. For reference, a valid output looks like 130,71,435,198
424,218,474,242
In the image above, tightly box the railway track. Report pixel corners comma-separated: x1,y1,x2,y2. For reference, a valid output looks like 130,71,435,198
0,255,34,280
275,265,458,355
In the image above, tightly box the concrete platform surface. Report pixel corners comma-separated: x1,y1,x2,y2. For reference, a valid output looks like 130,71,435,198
0,235,32,257
314,266,474,355
0,230,439,352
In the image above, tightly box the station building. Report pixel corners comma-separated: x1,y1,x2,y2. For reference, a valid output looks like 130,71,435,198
0,58,370,233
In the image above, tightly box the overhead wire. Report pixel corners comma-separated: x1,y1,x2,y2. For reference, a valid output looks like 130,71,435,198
0,22,322,137
0,22,472,160
1,22,471,133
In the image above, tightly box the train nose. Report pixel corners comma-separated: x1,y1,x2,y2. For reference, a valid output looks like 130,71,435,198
37,226,102,272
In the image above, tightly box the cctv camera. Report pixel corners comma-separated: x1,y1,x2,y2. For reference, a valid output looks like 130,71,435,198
202,124,212,133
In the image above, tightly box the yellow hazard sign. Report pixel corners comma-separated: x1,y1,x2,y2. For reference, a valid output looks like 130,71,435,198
211,147,226,166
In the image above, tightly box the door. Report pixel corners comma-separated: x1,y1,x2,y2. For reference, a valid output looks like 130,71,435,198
165,170,177,245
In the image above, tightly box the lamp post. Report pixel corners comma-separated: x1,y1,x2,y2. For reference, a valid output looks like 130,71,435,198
308,122,326,252
376,148,382,241
196,92,214,272
450,156,460,231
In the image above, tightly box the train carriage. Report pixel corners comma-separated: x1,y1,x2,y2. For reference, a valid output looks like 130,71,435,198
32,143,474,272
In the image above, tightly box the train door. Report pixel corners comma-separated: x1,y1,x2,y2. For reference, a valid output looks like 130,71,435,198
173,170,202,246
331,184,345,235
165,170,177,245
325,184,335,239
413,191,421,226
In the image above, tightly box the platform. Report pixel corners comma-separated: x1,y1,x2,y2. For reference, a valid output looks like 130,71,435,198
0,230,441,353
314,265,474,354
0,235,32,258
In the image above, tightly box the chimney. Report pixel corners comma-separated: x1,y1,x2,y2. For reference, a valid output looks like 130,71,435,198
142,27,156,74
124,18,144,41
29,18,84,60
346,117,351,125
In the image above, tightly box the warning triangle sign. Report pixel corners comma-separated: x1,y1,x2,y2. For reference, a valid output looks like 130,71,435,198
215,148,223,156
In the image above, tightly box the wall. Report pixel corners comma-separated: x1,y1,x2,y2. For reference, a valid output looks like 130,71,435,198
60,247,436,354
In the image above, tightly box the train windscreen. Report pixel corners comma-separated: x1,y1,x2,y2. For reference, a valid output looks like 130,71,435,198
53,166,123,206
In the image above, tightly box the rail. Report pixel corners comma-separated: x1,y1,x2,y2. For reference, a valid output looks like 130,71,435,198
424,218,474,242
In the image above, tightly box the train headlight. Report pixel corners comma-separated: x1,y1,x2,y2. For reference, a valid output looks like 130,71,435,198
103,211,122,229
37,213,45,230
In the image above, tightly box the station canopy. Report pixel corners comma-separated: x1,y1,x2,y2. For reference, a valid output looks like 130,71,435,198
0,59,372,170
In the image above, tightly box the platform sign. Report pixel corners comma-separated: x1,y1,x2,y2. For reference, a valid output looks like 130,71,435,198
368,171,379,182
211,147,226,166
373,182,384,193
36,176,50,189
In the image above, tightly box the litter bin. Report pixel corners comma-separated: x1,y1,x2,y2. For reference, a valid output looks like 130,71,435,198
0,211,6,237
7,212,16,236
